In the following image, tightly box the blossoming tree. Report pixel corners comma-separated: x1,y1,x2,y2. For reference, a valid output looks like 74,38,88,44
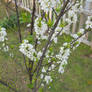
0,0,92,92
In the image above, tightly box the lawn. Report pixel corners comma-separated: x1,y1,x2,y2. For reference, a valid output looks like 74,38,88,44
0,3,92,92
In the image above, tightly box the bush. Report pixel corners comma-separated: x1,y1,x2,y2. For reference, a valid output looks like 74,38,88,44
0,15,17,29
20,12,31,24
0,12,31,30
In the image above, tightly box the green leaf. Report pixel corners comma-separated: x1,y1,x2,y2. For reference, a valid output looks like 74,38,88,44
51,57,57,62
73,41,79,47
26,35,34,43
10,45,15,49
77,32,81,36
39,88,43,92
49,47,53,52
37,18,42,27
27,84,34,89
47,18,54,27
60,21,68,28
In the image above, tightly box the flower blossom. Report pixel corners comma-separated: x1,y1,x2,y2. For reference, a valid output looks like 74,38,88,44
19,40,37,61
0,27,7,42
86,16,92,29
34,18,48,40
44,75,52,84
38,0,58,12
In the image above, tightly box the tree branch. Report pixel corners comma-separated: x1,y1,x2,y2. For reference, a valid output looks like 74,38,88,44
0,80,18,92
30,0,36,35
14,0,22,43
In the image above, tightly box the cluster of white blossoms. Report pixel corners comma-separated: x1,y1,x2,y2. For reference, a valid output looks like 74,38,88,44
56,28,86,74
45,50,54,63
72,28,85,39
38,0,59,12
48,64,55,71
42,67,46,73
67,10,77,23
19,40,36,61
65,1,83,24
0,27,7,42
0,27,9,52
2,43,9,52
34,18,48,40
71,28,85,50
19,40,43,61
51,26,62,43
40,50,56,85
41,73,53,84
85,16,92,29
51,21,64,44
26,23,31,28
44,75,53,84
56,43,71,74
41,74,53,85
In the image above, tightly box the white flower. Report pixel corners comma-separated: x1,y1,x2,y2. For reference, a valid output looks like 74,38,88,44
27,24,31,27
86,16,92,29
0,28,7,42
51,26,62,43
63,42,68,46
51,64,55,69
19,40,37,61
58,65,64,74
40,74,44,79
49,64,55,71
1,27,6,31
56,46,71,74
37,51,42,59
72,34,78,39
38,0,58,12
53,37,57,43
10,53,14,58
79,28,84,34
3,45,9,52
68,10,77,23
42,67,46,73
41,83,44,87
44,75,52,84
34,18,48,40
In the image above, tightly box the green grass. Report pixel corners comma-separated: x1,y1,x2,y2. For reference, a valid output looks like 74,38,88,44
0,3,92,92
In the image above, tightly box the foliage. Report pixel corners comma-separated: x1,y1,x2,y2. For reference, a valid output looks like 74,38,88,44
19,12,31,24
0,12,31,30
0,14,17,29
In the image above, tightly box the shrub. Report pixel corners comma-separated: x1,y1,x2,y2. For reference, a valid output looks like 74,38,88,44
0,12,31,30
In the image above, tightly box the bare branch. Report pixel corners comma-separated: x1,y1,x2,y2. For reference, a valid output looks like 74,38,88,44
14,0,22,43
30,0,36,35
